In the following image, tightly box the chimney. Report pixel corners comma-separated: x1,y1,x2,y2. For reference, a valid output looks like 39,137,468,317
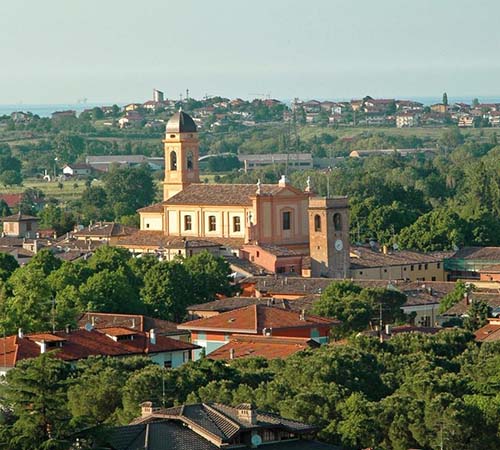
236,403,257,425
464,292,471,305
140,401,153,417
40,340,47,354
229,348,235,360
65,325,71,334
385,324,392,336
18,328,23,339
382,245,388,255
131,318,136,329
149,329,156,345
299,309,306,321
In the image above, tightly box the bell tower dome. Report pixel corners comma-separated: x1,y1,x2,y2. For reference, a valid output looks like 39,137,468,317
163,110,200,200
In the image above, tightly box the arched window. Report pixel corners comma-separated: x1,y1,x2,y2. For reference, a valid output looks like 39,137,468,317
208,215,216,232
333,213,342,231
187,151,194,170
314,214,321,232
170,151,177,170
184,215,192,231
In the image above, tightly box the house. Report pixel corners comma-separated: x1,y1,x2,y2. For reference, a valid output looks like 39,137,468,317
0,212,39,238
0,326,199,375
178,304,340,358
62,163,93,177
186,297,279,320
430,104,447,114
72,221,138,244
77,312,190,341
440,292,500,322
100,402,338,450
488,111,500,127
396,112,419,128
474,318,500,342
124,103,142,112
208,335,321,361
395,100,424,112
458,114,474,128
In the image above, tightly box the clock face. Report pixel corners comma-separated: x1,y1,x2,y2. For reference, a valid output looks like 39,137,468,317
251,434,262,446
335,239,343,251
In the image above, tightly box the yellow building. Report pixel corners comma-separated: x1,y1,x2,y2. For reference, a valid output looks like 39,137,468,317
135,111,318,252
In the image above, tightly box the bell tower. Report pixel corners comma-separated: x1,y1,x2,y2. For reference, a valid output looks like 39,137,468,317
163,110,200,201
308,197,350,278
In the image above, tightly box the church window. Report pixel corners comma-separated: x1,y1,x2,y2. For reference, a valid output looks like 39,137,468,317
184,215,192,231
170,134,176,138
314,214,321,232
333,213,342,231
233,216,241,232
208,215,216,232
170,151,177,170
187,151,194,170
282,211,291,231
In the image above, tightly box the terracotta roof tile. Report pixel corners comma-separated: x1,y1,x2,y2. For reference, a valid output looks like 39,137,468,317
116,231,222,249
208,335,320,361
165,183,287,206
0,328,199,368
178,304,339,333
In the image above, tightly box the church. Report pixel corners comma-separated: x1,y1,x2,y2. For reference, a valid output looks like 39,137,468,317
121,111,351,278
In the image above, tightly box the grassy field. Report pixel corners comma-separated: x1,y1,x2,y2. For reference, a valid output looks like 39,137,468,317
0,179,92,202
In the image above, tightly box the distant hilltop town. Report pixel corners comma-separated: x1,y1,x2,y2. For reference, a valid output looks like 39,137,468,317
6,90,499,131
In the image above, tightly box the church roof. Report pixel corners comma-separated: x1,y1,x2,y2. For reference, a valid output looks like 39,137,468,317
164,183,285,206
166,111,197,133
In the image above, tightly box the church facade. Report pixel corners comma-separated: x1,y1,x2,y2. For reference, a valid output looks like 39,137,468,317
133,111,350,278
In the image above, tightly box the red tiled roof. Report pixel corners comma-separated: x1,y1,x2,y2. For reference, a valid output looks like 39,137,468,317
208,335,320,361
165,183,292,207
77,312,186,336
0,193,22,207
474,320,500,342
0,329,199,368
178,304,339,334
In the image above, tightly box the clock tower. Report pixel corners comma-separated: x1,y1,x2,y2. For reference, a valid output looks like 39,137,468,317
308,197,350,278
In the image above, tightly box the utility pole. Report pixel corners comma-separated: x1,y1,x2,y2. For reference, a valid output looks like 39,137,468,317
379,303,383,343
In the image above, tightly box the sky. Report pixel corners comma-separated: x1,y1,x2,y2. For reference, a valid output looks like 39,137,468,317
2,0,500,104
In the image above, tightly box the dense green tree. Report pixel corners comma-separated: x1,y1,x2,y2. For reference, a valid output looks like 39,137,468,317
0,199,11,217
103,164,155,218
184,251,233,302
141,260,191,321
0,253,19,281
463,300,490,332
0,353,73,450
28,249,62,276
0,169,22,186
439,280,471,314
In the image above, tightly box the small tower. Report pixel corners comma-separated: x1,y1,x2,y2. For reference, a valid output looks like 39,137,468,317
308,197,350,278
163,111,199,200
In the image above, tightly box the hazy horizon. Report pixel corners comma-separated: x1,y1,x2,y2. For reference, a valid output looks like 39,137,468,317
2,0,500,104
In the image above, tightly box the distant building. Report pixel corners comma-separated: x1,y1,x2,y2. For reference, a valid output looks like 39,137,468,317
396,113,419,128
238,153,313,172
72,221,138,244
62,163,93,177
153,88,164,103
0,212,39,238
86,155,152,172
444,247,500,281
51,110,76,120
